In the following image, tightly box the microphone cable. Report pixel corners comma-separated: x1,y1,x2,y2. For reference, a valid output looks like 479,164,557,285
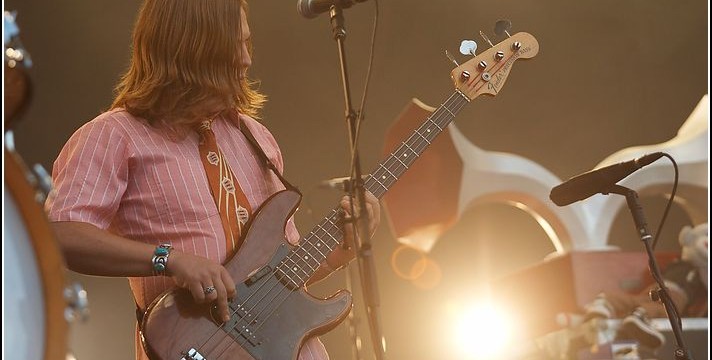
651,153,679,250
348,0,378,179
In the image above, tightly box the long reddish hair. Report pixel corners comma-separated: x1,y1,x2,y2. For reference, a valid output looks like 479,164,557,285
111,0,264,127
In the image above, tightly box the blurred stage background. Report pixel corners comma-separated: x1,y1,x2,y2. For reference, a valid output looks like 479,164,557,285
4,0,708,359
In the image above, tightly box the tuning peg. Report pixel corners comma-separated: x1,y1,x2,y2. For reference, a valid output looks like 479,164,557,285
494,19,512,38
478,31,494,48
445,50,460,67
458,40,478,57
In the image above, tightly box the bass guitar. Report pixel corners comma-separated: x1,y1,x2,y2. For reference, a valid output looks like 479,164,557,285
141,31,539,360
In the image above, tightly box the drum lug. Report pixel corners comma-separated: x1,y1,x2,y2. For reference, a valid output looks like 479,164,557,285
64,282,89,322
31,163,53,202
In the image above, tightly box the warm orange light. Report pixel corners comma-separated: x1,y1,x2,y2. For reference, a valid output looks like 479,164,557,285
449,301,518,359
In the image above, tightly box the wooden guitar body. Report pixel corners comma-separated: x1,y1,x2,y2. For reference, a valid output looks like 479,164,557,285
141,190,352,360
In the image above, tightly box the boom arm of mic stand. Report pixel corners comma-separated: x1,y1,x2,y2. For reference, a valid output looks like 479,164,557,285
606,185,694,360
329,5,387,360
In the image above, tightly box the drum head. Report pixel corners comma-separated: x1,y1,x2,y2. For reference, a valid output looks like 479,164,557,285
4,149,68,360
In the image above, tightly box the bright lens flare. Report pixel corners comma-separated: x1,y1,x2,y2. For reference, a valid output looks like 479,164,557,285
451,302,515,359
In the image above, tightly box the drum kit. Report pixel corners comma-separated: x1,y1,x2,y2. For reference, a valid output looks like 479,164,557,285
4,10,88,360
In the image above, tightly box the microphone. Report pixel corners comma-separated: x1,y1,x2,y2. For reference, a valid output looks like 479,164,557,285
297,0,368,19
550,152,664,206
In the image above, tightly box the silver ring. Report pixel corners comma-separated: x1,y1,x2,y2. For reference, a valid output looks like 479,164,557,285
203,286,216,295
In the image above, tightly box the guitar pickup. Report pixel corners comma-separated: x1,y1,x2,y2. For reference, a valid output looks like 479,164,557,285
223,304,263,347
245,265,272,286
228,299,255,322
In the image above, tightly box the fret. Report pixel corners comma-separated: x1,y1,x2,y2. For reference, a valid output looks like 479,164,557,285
310,240,329,258
324,214,339,228
378,164,397,182
426,118,443,131
284,90,469,284
313,223,330,238
400,142,416,161
293,248,318,271
315,224,339,246
422,126,434,135
371,173,394,190
403,134,422,154
371,176,387,192
276,266,302,287
441,104,456,117
384,157,406,175
284,257,309,279
366,174,386,189
303,259,318,272
393,154,409,169
414,129,432,145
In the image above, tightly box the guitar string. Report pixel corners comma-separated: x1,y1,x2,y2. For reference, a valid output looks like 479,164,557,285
200,94,457,358
193,46,522,355
224,48,523,351
203,91,470,359
189,42,519,356
217,96,466,359
225,93,467,352
201,91,469,359
196,209,345,358
209,210,347,359
216,93,470,357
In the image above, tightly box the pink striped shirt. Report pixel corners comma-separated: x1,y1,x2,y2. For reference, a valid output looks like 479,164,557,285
46,109,328,360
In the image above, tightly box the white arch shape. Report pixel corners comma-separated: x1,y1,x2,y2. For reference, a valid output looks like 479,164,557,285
451,95,708,252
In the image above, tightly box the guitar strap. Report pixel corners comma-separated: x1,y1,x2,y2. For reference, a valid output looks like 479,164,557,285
237,117,300,194
136,117,300,326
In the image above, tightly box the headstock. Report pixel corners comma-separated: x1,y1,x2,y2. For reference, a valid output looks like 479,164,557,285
451,32,538,100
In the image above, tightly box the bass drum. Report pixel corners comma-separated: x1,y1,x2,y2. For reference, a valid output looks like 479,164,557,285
4,148,68,360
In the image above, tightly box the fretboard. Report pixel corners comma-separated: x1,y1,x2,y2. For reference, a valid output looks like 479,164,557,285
276,91,470,287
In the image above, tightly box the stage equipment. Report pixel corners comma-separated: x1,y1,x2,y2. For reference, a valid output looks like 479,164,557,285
551,153,695,360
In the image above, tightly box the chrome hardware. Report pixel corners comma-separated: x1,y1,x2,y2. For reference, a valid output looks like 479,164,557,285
64,282,89,322
32,163,53,202
495,51,505,61
481,73,491,81
512,41,522,51
477,61,487,71
460,70,471,81
479,31,494,48
182,348,206,360
5,47,24,68
445,50,459,67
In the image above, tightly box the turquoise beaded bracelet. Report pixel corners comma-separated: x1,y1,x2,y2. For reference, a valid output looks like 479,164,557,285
151,244,172,276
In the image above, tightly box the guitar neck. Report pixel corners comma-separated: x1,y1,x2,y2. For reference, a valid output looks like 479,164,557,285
364,90,470,199
277,90,470,287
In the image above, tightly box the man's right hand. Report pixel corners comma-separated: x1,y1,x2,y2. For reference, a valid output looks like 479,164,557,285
168,251,236,323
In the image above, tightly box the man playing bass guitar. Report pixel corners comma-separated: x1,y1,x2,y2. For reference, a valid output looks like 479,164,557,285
46,1,380,359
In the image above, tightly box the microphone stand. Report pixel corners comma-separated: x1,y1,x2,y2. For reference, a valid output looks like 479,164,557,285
328,5,386,360
605,185,693,360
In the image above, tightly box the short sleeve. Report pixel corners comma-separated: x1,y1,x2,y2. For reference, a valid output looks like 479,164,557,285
45,115,129,230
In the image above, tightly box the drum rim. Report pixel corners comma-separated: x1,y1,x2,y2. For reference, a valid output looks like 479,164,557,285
5,148,68,360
